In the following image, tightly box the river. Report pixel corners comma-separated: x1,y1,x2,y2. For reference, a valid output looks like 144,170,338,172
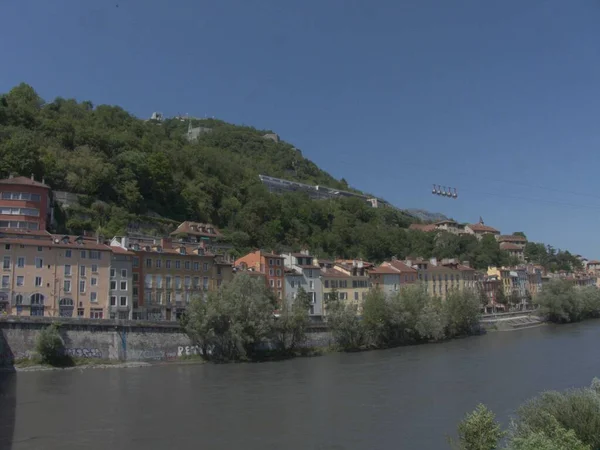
1,321,600,450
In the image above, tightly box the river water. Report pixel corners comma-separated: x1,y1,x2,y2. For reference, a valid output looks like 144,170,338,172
1,322,600,450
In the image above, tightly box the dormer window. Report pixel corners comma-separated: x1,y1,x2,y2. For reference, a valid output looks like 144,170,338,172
61,236,70,244
179,247,186,255
75,236,84,245
155,246,163,253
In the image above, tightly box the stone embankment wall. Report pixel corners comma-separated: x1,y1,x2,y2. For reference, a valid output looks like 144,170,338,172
0,317,333,366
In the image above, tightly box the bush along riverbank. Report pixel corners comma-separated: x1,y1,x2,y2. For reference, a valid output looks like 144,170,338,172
183,273,483,362
535,279,600,324
449,378,600,450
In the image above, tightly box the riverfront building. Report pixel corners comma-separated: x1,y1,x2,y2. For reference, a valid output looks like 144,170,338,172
235,250,285,300
0,175,52,231
282,250,323,316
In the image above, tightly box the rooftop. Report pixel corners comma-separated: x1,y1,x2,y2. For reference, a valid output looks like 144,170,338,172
0,175,50,189
170,221,222,238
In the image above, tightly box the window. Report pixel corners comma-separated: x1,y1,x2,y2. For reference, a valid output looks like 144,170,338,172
277,279,282,288
80,265,86,277
166,260,171,269
146,258,152,268
35,257,43,269
110,268,117,278
132,273,139,283
291,280,295,288
64,280,71,292
276,269,281,276
193,262,199,271
79,280,86,293
110,296,117,306
269,259,274,266
203,277,209,289
324,280,329,288
37,246,43,252
269,268,274,276
278,291,282,299
175,260,181,269
185,261,190,270
144,275,152,288
146,291,153,304
64,265,72,276
16,276,24,286
110,280,117,290
77,308,84,317
90,309,103,319
1,275,8,288
307,270,313,278
34,276,42,287
354,292,359,301
175,276,182,289
276,259,281,266
184,276,191,288
120,296,127,307
133,286,138,296
80,250,86,259
193,277,199,288
89,251,100,260
203,263,209,272
270,279,275,287
30,293,45,316
132,257,139,268
156,259,162,268
309,280,314,290
120,280,127,291
156,275,162,288
217,266,221,275
90,292,97,302
2,256,10,270
3,244,9,250
91,264,98,273
339,292,347,301
65,250,72,258
17,257,24,268
91,277,98,287
156,292,163,304
166,276,172,289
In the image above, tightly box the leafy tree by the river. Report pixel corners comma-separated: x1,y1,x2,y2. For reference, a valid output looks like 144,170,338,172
449,404,505,450
535,280,600,323
272,287,311,354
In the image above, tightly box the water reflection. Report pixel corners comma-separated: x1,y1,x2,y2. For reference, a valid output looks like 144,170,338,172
6,322,600,450
0,372,16,450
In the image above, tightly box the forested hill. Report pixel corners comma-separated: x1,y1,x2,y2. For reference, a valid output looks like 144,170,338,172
0,83,584,271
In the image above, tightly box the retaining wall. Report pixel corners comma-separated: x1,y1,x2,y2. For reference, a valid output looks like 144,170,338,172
0,317,333,366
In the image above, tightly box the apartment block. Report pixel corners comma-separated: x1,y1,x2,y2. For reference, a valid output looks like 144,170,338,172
369,258,418,297
0,175,52,231
282,250,323,316
110,236,233,321
109,246,134,320
0,230,112,318
406,257,476,300
320,260,371,314
235,250,285,301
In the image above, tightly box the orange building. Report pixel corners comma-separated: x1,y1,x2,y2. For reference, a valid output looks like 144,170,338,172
0,230,112,318
235,250,285,300
0,175,52,231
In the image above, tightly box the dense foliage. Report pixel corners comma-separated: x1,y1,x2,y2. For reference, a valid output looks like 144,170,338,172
524,243,583,273
35,324,66,365
327,285,482,351
0,83,583,268
534,280,600,323
183,273,277,361
451,379,600,450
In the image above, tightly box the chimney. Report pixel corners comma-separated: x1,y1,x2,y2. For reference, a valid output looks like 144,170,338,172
42,177,45,184
462,261,470,268
30,173,34,181
161,237,173,249
430,257,438,266
8,174,13,179
391,255,397,261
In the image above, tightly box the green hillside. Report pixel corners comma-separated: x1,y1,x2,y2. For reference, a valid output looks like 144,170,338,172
0,83,583,271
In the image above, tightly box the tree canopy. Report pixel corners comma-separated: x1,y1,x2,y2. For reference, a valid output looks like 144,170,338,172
0,84,584,268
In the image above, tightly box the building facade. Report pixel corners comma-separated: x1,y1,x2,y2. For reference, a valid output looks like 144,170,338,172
109,247,134,320
0,175,52,231
282,251,323,317
0,231,112,318
235,250,285,301
407,258,476,300
369,259,418,297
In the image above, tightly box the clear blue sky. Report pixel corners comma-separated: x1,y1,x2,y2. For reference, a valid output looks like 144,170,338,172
1,1,600,257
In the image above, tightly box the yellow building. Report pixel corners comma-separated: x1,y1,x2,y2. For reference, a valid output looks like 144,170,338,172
406,258,477,300
321,261,370,314
0,230,112,318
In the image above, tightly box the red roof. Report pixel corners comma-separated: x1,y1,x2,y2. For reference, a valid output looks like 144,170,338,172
369,265,401,275
388,260,418,273
170,221,222,238
0,234,111,251
0,176,50,189
468,223,500,233
321,268,351,278
497,235,527,242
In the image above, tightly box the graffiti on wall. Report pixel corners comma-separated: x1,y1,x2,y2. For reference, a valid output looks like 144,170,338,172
63,348,103,359
177,345,202,357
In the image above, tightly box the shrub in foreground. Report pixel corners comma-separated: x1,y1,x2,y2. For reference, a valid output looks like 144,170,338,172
35,324,66,365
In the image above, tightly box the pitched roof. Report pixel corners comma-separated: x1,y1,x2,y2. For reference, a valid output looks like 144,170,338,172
497,235,527,242
468,222,500,233
0,234,111,251
170,221,222,238
588,260,600,265
369,265,401,275
0,176,50,189
321,268,351,278
388,260,418,273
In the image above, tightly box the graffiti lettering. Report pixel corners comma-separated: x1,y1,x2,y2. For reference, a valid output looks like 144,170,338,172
177,345,201,357
128,349,166,361
64,348,103,359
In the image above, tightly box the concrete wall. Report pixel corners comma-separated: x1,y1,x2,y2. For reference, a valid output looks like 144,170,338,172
0,317,333,366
